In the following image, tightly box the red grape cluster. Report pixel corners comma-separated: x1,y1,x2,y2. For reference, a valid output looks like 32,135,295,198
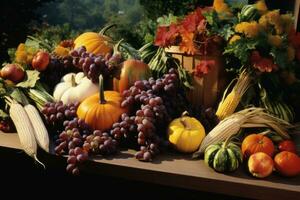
70,46,110,83
42,101,79,130
55,116,118,175
110,113,136,140
112,69,188,161
67,147,88,175
83,130,118,155
55,118,91,155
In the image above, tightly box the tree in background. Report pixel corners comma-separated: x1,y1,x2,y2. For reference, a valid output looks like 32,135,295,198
140,0,212,20
0,0,52,63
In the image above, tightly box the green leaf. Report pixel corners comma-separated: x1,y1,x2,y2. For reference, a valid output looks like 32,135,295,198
224,38,258,64
219,24,235,41
203,11,217,26
0,109,9,119
25,37,40,51
16,70,40,88
157,13,178,26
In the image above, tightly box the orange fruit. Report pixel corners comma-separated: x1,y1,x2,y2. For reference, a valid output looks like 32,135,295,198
274,151,300,177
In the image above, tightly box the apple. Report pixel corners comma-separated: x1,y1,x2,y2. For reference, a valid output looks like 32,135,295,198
1,63,25,83
32,51,50,71
248,152,274,178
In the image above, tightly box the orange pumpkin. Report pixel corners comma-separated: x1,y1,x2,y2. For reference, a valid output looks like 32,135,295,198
113,59,151,94
274,151,300,177
242,134,275,158
74,25,113,56
77,75,127,131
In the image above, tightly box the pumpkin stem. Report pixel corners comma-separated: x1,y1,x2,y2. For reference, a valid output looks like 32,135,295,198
181,111,189,117
180,118,191,130
71,74,76,87
99,24,116,35
180,111,191,129
99,74,106,104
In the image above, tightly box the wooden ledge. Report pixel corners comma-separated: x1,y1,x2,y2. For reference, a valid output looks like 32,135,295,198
0,132,299,199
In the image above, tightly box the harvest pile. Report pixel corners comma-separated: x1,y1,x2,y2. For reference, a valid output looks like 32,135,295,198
0,0,299,178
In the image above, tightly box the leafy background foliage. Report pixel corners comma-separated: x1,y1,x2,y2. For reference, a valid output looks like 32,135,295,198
0,0,295,64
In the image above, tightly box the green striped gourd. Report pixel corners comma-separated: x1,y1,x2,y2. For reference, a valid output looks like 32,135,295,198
204,140,243,172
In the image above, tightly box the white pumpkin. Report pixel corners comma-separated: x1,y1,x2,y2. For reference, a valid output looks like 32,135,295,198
53,72,98,104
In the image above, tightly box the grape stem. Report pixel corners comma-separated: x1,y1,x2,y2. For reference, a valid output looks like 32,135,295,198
99,74,106,104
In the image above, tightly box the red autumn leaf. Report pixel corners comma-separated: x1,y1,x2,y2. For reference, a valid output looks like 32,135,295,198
154,26,169,47
154,24,180,47
166,23,180,44
181,7,204,33
194,60,215,77
179,31,197,55
252,57,278,73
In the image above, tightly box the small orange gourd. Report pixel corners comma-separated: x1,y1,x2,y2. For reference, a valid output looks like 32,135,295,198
77,75,127,131
241,133,275,158
74,25,113,56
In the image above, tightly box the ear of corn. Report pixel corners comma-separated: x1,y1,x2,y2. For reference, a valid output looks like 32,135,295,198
8,99,45,168
216,70,251,120
193,107,292,157
24,104,49,153
9,101,37,157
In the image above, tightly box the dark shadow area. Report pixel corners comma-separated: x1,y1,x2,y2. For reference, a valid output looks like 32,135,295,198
0,147,251,200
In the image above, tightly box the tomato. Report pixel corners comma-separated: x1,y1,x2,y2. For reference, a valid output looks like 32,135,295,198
274,151,300,177
32,51,50,71
278,140,297,154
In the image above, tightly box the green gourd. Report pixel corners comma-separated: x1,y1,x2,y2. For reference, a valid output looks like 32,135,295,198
204,139,243,172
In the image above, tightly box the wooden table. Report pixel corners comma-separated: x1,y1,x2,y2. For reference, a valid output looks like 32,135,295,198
0,132,299,199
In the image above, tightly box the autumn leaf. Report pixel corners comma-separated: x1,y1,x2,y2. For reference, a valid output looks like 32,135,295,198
154,26,169,47
194,60,215,77
181,8,204,33
179,31,197,55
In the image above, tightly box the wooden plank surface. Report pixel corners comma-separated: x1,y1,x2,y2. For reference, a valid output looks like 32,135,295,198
0,131,299,199
0,132,21,149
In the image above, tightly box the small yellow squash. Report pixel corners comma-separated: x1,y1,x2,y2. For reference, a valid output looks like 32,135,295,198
168,112,205,153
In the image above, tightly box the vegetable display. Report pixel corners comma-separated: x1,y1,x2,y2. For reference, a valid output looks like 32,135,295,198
0,0,299,180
